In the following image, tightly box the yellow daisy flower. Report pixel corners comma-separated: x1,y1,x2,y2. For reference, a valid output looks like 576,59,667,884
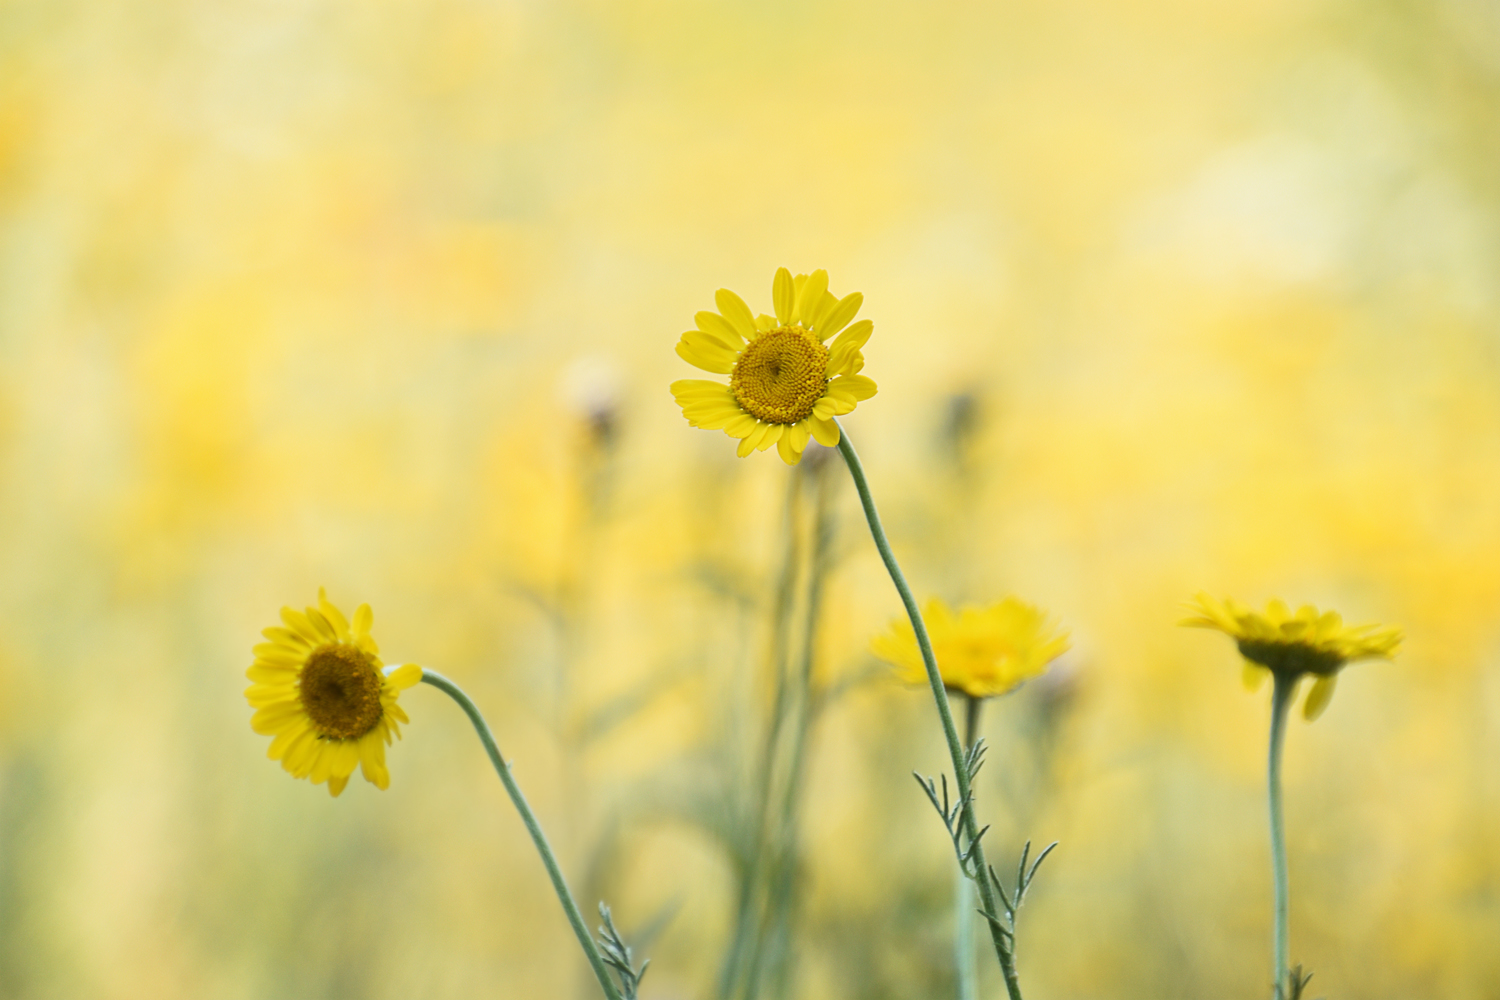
871,597,1070,700
670,267,878,465
245,589,423,796
1179,592,1402,720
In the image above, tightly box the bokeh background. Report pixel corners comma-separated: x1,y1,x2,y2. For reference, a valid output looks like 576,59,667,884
4,0,1500,997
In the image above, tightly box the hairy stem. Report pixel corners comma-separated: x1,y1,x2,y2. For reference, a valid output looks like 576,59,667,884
1268,673,1295,998
418,669,624,1000
834,421,1025,1000
956,695,983,1000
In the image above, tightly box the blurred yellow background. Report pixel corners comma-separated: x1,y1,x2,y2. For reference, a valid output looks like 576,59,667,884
3,0,1499,997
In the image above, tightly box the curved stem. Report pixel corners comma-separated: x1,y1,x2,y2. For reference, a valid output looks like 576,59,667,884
418,669,625,1000
1268,673,1294,999
833,421,1025,1000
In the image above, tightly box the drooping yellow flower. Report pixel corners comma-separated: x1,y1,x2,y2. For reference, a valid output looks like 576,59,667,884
872,597,1070,699
1179,592,1402,720
670,268,878,465
245,589,423,796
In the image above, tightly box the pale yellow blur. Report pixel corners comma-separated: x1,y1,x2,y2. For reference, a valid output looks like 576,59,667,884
2,0,1498,997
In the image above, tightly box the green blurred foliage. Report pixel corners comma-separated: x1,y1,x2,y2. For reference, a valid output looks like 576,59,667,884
2,0,1499,997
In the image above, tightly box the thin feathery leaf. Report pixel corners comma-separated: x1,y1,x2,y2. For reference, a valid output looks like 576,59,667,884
1023,841,1059,896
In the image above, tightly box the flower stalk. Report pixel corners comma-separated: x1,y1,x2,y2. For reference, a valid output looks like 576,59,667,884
956,694,983,1000
416,668,626,1000
1268,672,1294,998
833,421,1027,1000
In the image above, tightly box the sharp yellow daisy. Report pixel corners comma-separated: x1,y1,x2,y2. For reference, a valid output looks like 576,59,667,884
670,267,878,465
245,589,422,796
1180,592,1402,720
872,597,1070,700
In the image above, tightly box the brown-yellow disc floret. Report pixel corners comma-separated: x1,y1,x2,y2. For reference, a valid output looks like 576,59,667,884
299,644,385,740
730,326,830,424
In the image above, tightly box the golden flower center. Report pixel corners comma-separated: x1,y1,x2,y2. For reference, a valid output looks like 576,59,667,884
299,644,384,740
730,327,829,424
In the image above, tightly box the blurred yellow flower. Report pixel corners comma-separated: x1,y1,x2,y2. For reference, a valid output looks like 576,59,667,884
872,597,1069,699
670,267,878,465
245,589,423,796
1179,593,1402,720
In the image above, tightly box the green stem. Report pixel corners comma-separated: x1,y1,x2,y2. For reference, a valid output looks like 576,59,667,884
754,456,837,1000
417,669,625,1000
1268,673,1294,999
956,695,983,1000
833,421,1025,1000
721,473,803,1000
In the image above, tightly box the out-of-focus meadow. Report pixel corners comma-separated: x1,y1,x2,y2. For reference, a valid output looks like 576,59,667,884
3,0,1500,997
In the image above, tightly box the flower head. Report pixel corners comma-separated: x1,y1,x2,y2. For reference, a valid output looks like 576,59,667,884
670,268,878,465
1179,592,1401,720
872,597,1069,699
245,589,423,796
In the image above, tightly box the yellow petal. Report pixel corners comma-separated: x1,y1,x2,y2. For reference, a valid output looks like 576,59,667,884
777,433,801,464
737,422,770,457
723,413,759,438
386,663,424,691
250,701,304,734
352,603,374,638
359,737,391,790
772,268,794,325
820,393,858,417
671,378,732,398
683,323,740,357
809,416,840,447
832,374,878,401
309,744,337,784
829,318,874,365
333,740,361,778
756,423,785,451
260,627,310,649
327,774,349,797
309,607,342,642
685,406,746,431
787,420,811,454
795,270,829,326
251,644,306,667
818,292,864,340
714,289,757,339
267,724,306,761
694,310,743,347
317,590,352,640
676,339,736,374
281,728,319,776
245,684,299,709
1242,662,1266,692
1316,610,1344,640
280,608,323,645
1303,675,1337,721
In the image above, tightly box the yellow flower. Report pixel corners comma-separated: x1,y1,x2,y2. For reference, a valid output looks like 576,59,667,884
871,597,1070,699
670,267,878,465
1179,592,1402,720
245,589,423,796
